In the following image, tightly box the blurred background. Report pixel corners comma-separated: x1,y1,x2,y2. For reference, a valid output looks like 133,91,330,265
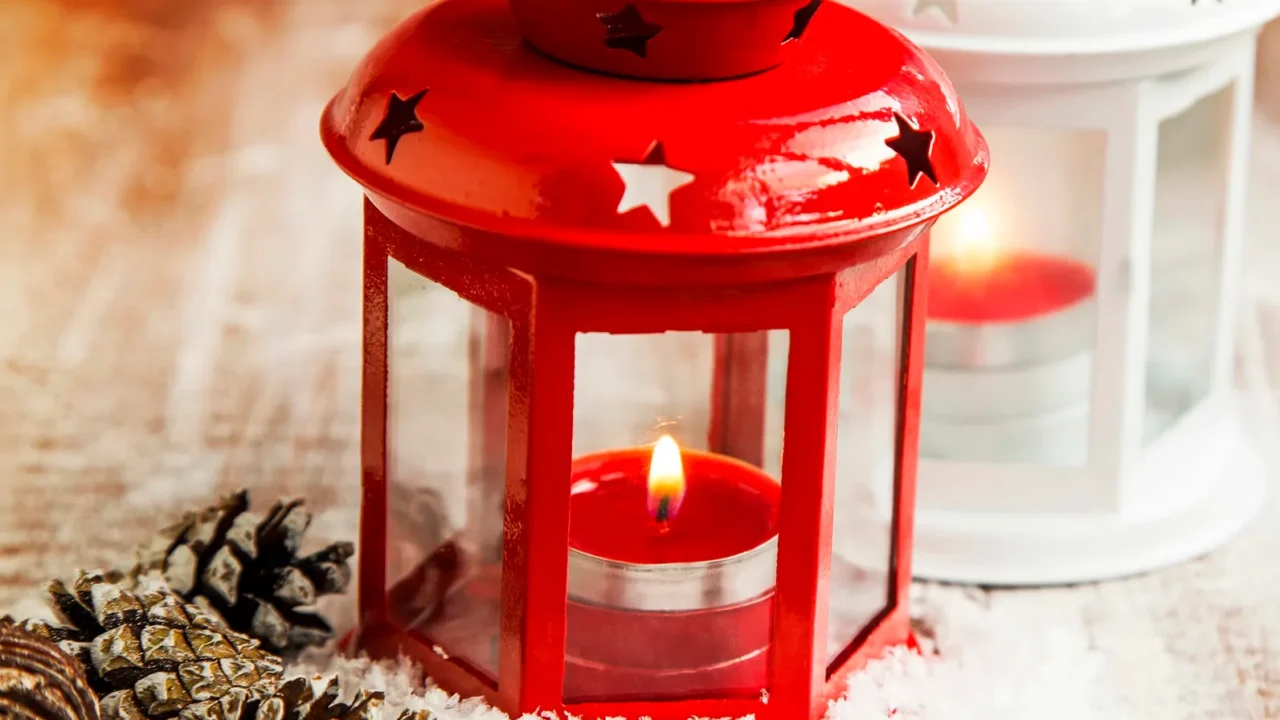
0,0,437,602
0,4,1279,713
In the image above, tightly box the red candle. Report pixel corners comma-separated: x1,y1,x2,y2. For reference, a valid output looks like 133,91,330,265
564,435,781,703
928,249,1096,324
569,436,780,563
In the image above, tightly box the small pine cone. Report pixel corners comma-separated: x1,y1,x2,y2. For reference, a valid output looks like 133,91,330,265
23,571,285,720
249,677,382,720
0,621,100,720
132,491,354,655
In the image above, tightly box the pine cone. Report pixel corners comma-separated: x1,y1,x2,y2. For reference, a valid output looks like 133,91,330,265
176,676,382,720
0,620,100,720
19,573,384,720
20,571,284,719
132,491,354,655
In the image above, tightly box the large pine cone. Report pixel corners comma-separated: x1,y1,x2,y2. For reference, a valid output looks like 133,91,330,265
132,492,354,655
19,573,381,720
0,621,100,720
23,571,282,718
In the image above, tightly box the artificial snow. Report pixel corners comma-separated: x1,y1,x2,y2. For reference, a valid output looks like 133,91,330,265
291,584,1120,720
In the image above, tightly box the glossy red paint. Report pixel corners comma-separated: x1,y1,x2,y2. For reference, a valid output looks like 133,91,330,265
511,0,818,81
709,332,770,467
322,0,985,264
928,251,1098,323
326,0,986,715
568,446,780,563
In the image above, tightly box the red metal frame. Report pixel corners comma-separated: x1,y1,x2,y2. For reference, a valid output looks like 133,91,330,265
330,0,985,714
467,309,510,564
709,332,769,468
358,199,536,709
356,201,933,720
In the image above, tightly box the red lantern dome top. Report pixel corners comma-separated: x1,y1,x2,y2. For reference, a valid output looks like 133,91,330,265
509,0,823,81
321,0,987,278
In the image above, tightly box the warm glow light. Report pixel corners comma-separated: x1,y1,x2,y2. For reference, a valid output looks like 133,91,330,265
647,434,687,523
936,205,1003,274
956,206,992,245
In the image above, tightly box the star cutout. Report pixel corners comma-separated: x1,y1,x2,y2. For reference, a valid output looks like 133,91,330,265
911,0,958,24
611,141,695,228
369,89,428,165
884,113,937,188
597,5,662,58
783,0,823,43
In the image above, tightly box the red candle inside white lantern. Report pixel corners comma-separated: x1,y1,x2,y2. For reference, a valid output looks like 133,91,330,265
928,207,1096,326
564,435,780,702
924,205,1097,370
921,205,1100,462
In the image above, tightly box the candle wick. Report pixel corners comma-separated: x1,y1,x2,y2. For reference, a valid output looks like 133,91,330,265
655,495,671,528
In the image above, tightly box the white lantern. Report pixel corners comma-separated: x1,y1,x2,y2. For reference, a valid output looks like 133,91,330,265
840,0,1280,585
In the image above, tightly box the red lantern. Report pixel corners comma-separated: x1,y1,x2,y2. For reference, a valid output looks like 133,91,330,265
321,0,986,717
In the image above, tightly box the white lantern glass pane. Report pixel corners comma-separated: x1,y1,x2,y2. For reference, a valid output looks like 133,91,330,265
1145,86,1232,442
827,267,903,671
921,127,1104,467
384,257,508,684
565,330,788,703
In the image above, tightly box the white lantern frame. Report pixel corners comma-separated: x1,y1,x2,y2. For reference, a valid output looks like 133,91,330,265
846,2,1278,586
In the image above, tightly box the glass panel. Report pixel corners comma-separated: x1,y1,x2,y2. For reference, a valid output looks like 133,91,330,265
384,257,508,684
921,127,1104,467
565,330,788,703
827,268,904,671
1145,86,1232,442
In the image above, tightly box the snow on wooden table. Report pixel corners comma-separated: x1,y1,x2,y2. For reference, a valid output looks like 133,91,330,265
0,2,1278,718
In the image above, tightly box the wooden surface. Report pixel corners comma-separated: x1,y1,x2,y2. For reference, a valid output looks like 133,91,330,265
1,2,1280,718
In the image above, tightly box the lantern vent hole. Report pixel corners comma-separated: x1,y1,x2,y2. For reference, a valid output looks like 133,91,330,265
369,89,428,164
597,5,663,58
884,112,938,188
783,0,823,43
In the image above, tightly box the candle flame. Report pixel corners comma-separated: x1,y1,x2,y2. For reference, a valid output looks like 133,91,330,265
936,205,1002,274
647,434,686,523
